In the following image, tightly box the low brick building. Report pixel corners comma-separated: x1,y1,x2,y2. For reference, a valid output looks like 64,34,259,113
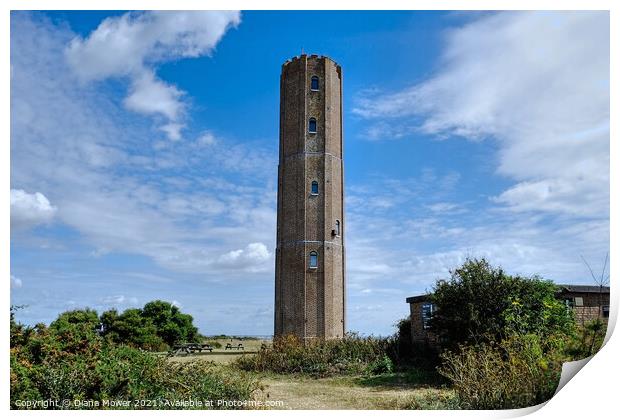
405,294,437,345
556,284,610,325
406,284,610,345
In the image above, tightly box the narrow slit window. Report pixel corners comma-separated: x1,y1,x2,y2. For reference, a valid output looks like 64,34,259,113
309,118,317,133
309,251,318,268
311,181,319,195
311,76,319,91
335,220,340,236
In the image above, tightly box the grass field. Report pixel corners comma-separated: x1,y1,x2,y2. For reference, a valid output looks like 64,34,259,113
257,373,456,409
165,338,267,364
164,340,454,410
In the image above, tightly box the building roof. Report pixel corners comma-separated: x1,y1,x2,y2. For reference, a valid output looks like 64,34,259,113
406,284,610,303
406,294,431,304
556,284,610,294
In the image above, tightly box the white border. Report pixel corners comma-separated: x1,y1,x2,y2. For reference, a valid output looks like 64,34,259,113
2,1,616,419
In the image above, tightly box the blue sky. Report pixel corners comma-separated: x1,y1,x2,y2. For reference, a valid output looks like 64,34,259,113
10,11,609,336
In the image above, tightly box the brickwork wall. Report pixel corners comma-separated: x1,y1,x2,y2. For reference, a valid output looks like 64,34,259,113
560,292,610,325
409,302,438,345
275,55,345,339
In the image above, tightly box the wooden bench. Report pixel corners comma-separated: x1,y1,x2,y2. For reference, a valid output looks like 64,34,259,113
167,343,214,356
224,343,244,351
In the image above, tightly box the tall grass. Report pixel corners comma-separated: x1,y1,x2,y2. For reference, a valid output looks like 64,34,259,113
235,333,391,377
437,334,565,409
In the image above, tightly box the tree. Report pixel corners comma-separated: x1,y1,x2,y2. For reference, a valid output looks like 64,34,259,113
430,258,575,348
141,300,199,346
49,308,100,332
99,301,199,349
16,301,200,352
100,308,165,351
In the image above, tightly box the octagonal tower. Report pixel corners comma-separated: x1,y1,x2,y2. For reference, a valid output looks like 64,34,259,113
274,54,345,340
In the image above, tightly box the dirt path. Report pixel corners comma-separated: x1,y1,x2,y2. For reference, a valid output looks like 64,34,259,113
259,375,454,410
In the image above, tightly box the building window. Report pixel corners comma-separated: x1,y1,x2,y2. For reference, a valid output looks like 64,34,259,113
421,303,434,330
311,181,319,195
308,118,317,133
334,220,340,236
574,297,584,307
311,76,319,91
602,305,610,318
309,251,318,269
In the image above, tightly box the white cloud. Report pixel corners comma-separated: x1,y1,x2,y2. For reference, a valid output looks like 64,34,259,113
65,11,241,82
492,176,607,217
426,202,467,214
11,14,277,277
124,71,185,120
11,275,23,289
65,11,241,141
196,131,218,147
159,123,185,142
354,11,609,218
10,189,57,229
215,243,272,272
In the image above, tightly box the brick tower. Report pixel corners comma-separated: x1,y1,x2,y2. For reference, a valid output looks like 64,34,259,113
274,54,345,340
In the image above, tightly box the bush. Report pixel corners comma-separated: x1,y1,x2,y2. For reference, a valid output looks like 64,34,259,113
437,334,565,409
11,319,261,409
388,317,413,362
100,309,167,351
565,319,607,359
386,317,439,368
381,391,460,410
141,300,199,346
365,355,394,375
430,258,575,348
99,301,199,350
235,333,390,377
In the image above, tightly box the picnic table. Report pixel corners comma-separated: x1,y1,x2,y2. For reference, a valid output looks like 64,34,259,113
167,343,214,356
225,342,244,351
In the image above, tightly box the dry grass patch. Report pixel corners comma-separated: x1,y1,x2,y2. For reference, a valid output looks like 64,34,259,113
258,374,455,410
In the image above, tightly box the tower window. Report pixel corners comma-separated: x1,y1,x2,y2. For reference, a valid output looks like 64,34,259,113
335,220,340,236
309,251,318,268
308,118,317,133
311,181,319,195
311,76,319,91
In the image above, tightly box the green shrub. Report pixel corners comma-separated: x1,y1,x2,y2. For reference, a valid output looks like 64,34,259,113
365,355,394,375
100,301,199,350
565,318,607,359
141,300,199,346
437,334,565,409
11,321,261,409
235,333,390,377
430,258,575,348
101,309,167,351
386,317,439,369
388,317,413,363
